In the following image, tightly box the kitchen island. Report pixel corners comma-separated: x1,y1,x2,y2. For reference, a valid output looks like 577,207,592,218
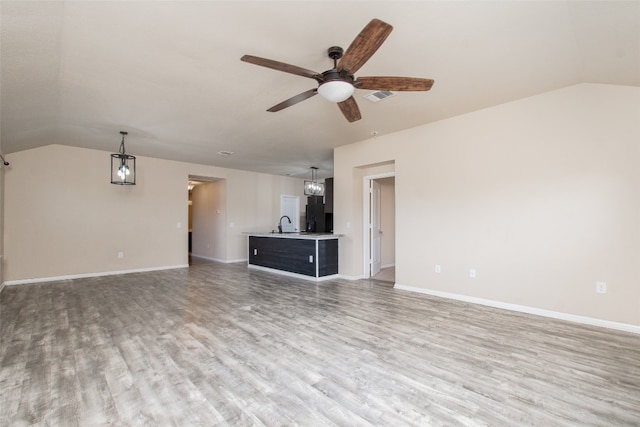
245,232,339,281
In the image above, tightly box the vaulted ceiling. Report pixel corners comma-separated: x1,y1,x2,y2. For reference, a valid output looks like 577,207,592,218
2,1,639,179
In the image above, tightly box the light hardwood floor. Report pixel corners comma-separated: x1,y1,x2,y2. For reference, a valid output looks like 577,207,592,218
1,260,639,426
372,267,395,283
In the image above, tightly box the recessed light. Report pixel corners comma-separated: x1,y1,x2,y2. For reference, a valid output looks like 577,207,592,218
218,150,234,156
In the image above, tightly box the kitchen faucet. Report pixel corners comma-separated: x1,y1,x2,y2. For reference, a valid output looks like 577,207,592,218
278,215,291,233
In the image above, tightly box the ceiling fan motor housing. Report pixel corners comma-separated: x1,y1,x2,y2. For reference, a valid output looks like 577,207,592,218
317,46,354,87
321,69,354,84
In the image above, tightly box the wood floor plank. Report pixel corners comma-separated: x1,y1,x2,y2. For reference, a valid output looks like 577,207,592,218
2,260,639,426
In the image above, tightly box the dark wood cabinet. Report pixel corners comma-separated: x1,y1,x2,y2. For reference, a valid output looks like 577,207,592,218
324,178,334,213
248,235,338,278
317,239,338,276
250,236,316,276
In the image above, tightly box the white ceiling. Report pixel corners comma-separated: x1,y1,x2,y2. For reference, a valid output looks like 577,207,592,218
1,1,639,179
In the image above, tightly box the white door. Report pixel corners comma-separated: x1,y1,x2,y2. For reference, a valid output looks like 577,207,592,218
280,195,300,232
370,180,382,276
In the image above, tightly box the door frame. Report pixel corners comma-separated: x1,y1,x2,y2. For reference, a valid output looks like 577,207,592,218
362,172,395,277
188,175,225,263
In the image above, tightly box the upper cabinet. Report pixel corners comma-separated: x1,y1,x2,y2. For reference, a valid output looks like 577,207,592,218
324,178,334,213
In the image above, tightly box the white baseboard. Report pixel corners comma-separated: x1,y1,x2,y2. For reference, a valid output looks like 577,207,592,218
381,263,395,269
3,264,189,286
227,258,248,263
191,254,247,264
394,283,640,335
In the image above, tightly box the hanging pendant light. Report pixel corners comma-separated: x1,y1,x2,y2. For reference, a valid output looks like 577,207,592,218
304,166,324,196
110,131,136,185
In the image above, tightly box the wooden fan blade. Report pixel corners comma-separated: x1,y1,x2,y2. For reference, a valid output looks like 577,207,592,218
241,55,322,81
355,76,435,91
337,19,393,75
267,88,318,112
337,97,362,122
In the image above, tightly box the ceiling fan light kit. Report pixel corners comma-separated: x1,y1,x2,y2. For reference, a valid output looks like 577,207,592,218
318,80,354,103
241,18,434,122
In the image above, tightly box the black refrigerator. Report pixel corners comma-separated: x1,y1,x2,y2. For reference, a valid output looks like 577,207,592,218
305,196,325,233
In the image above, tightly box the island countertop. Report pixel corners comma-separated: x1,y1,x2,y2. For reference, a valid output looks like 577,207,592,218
243,232,341,240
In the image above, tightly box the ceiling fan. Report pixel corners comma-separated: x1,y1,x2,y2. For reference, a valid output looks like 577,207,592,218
241,18,434,123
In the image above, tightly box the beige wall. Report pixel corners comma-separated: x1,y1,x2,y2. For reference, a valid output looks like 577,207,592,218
335,83,640,326
3,144,305,282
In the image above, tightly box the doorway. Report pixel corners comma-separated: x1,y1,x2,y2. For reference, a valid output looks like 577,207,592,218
363,173,396,282
188,175,226,265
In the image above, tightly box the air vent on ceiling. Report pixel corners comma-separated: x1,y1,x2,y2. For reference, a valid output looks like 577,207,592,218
363,90,396,103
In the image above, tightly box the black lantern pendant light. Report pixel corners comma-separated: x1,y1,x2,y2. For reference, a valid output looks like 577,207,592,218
110,131,136,185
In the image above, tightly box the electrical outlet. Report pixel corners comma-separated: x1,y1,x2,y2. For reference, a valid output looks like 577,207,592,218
117,252,124,259
596,282,607,294
469,268,476,278
435,264,441,273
